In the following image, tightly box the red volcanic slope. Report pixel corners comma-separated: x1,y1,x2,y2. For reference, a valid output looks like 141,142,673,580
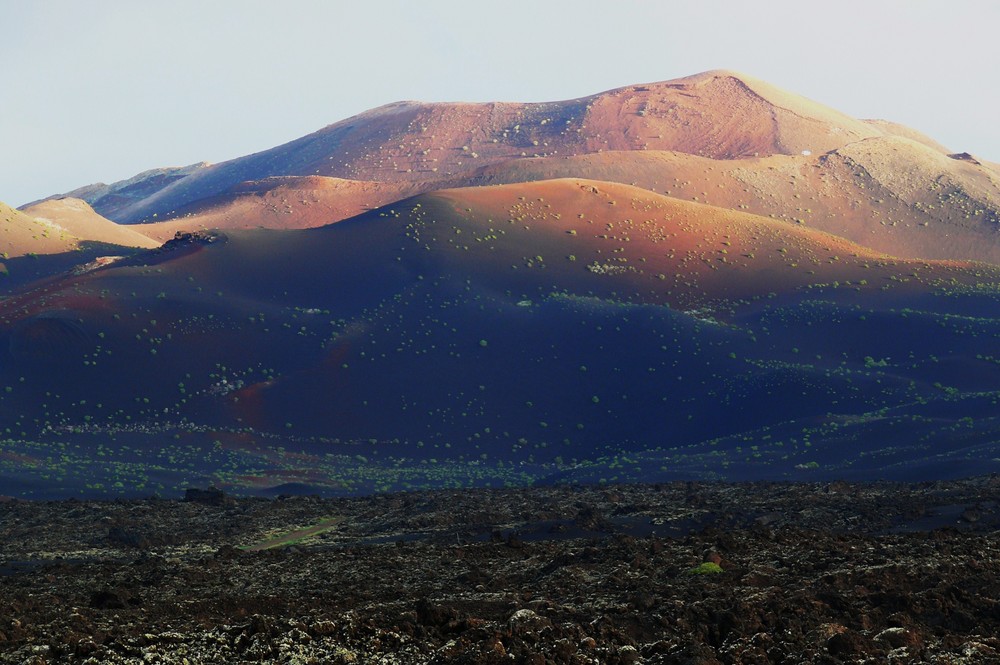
19,198,160,249
30,177,982,322
130,177,421,242
56,70,894,224
135,135,1000,266
34,68,998,270
0,201,81,262
415,178,994,308
0,198,159,290
0,198,157,264
10,178,995,335
135,134,1000,265
860,119,952,153
466,138,1000,264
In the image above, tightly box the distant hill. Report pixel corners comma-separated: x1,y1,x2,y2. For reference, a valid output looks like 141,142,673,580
40,70,889,224
464,138,1000,263
127,176,421,242
0,200,80,259
24,163,209,221
0,198,159,288
20,197,160,248
33,70,998,268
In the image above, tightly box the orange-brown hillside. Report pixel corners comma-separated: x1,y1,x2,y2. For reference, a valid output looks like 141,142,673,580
0,200,81,261
466,139,1000,263
20,198,160,249
130,177,421,242
13,178,981,324
22,178,987,317
417,178,994,309
0,199,159,289
32,70,997,272
125,130,1000,267
861,119,952,153
51,71,902,224
1,199,158,259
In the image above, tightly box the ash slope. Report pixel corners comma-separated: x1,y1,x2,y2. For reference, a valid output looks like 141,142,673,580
41,70,907,224
18,198,159,250
0,199,159,289
469,138,1000,264
36,70,999,268
2,179,1000,498
120,134,1000,265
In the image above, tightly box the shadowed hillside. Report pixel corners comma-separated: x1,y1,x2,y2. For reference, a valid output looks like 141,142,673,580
2,180,999,497
24,164,209,221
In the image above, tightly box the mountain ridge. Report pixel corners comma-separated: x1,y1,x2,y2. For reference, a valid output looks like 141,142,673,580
33,70,911,225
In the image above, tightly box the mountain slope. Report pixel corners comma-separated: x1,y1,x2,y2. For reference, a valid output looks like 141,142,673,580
23,163,209,220
2,179,999,496
46,70,890,224
0,200,79,259
20,197,160,248
465,138,1000,263
128,176,421,242
0,199,158,288
33,70,997,269
861,119,952,153
131,139,1000,263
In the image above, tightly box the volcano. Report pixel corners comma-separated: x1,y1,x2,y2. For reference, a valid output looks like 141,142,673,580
5,71,1000,498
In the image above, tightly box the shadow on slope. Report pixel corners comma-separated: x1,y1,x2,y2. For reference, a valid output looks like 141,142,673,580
0,180,999,497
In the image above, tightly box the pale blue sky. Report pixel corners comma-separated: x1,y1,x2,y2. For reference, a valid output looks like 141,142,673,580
2,0,998,206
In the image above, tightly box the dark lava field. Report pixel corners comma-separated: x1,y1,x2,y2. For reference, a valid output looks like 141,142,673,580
4,477,1000,663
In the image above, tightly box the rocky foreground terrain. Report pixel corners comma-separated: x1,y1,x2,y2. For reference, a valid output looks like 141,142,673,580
3,478,1000,664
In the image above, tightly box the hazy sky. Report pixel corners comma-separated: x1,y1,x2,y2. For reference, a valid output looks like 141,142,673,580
3,0,998,206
